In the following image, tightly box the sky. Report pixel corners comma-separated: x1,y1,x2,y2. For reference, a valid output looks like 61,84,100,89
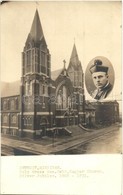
1,1,122,103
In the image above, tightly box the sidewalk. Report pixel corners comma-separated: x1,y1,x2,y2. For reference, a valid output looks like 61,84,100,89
1,124,120,155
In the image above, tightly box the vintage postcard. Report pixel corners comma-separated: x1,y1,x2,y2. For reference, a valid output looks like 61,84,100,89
1,1,122,194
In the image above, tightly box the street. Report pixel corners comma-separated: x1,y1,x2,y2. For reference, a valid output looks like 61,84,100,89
63,127,122,154
1,124,122,155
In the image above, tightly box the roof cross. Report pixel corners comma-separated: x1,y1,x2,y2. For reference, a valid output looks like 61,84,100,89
63,59,66,69
36,1,39,8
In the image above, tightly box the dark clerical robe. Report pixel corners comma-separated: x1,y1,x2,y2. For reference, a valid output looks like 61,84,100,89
92,82,113,100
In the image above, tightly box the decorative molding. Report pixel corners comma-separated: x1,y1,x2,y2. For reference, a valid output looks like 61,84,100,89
37,112,53,115
22,129,35,133
23,112,34,115
9,127,18,129
55,116,65,118
1,126,9,128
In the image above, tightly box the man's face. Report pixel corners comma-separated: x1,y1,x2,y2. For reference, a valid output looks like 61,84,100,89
92,72,109,89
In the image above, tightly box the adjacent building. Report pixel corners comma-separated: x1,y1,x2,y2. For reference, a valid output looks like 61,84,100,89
91,101,119,125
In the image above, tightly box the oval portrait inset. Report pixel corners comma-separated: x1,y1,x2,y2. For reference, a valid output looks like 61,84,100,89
85,56,115,101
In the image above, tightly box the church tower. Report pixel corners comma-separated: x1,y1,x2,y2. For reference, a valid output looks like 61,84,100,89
67,44,84,90
22,10,51,78
20,10,54,138
67,44,85,125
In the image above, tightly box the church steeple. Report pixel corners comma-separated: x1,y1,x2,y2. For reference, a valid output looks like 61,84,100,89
25,10,46,45
20,9,54,138
67,43,83,89
29,9,44,43
69,43,80,68
21,9,51,104
22,9,51,77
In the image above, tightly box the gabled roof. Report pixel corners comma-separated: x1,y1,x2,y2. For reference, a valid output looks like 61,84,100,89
51,68,63,81
26,10,45,44
1,81,20,97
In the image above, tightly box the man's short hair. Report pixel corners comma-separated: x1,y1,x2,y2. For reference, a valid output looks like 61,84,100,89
89,59,109,74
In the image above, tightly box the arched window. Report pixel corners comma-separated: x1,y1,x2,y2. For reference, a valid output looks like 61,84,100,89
115,106,118,112
68,96,72,108
23,117,32,126
35,48,39,72
25,82,32,95
10,99,15,110
79,94,83,105
3,115,8,123
25,82,29,95
26,50,31,72
11,115,17,124
56,86,68,109
57,93,62,109
41,52,45,66
29,82,32,95
27,117,32,125
3,100,7,110
39,83,43,96
39,50,47,74
24,117,27,125
63,86,67,109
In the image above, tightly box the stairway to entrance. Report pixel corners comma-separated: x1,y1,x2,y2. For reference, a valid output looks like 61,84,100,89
65,125,89,136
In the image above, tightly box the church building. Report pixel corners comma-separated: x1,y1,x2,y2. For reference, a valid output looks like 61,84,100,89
1,10,95,138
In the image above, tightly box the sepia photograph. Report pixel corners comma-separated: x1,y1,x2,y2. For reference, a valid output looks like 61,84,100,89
1,1,122,194
85,56,115,100
1,1,122,156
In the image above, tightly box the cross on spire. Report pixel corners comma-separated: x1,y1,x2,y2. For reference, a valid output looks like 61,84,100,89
63,59,66,69
35,1,39,8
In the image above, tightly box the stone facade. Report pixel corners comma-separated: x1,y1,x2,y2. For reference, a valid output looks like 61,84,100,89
1,10,96,138
1,95,20,136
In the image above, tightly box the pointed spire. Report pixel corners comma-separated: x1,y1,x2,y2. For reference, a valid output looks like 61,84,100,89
70,44,78,59
69,43,80,67
29,9,44,42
